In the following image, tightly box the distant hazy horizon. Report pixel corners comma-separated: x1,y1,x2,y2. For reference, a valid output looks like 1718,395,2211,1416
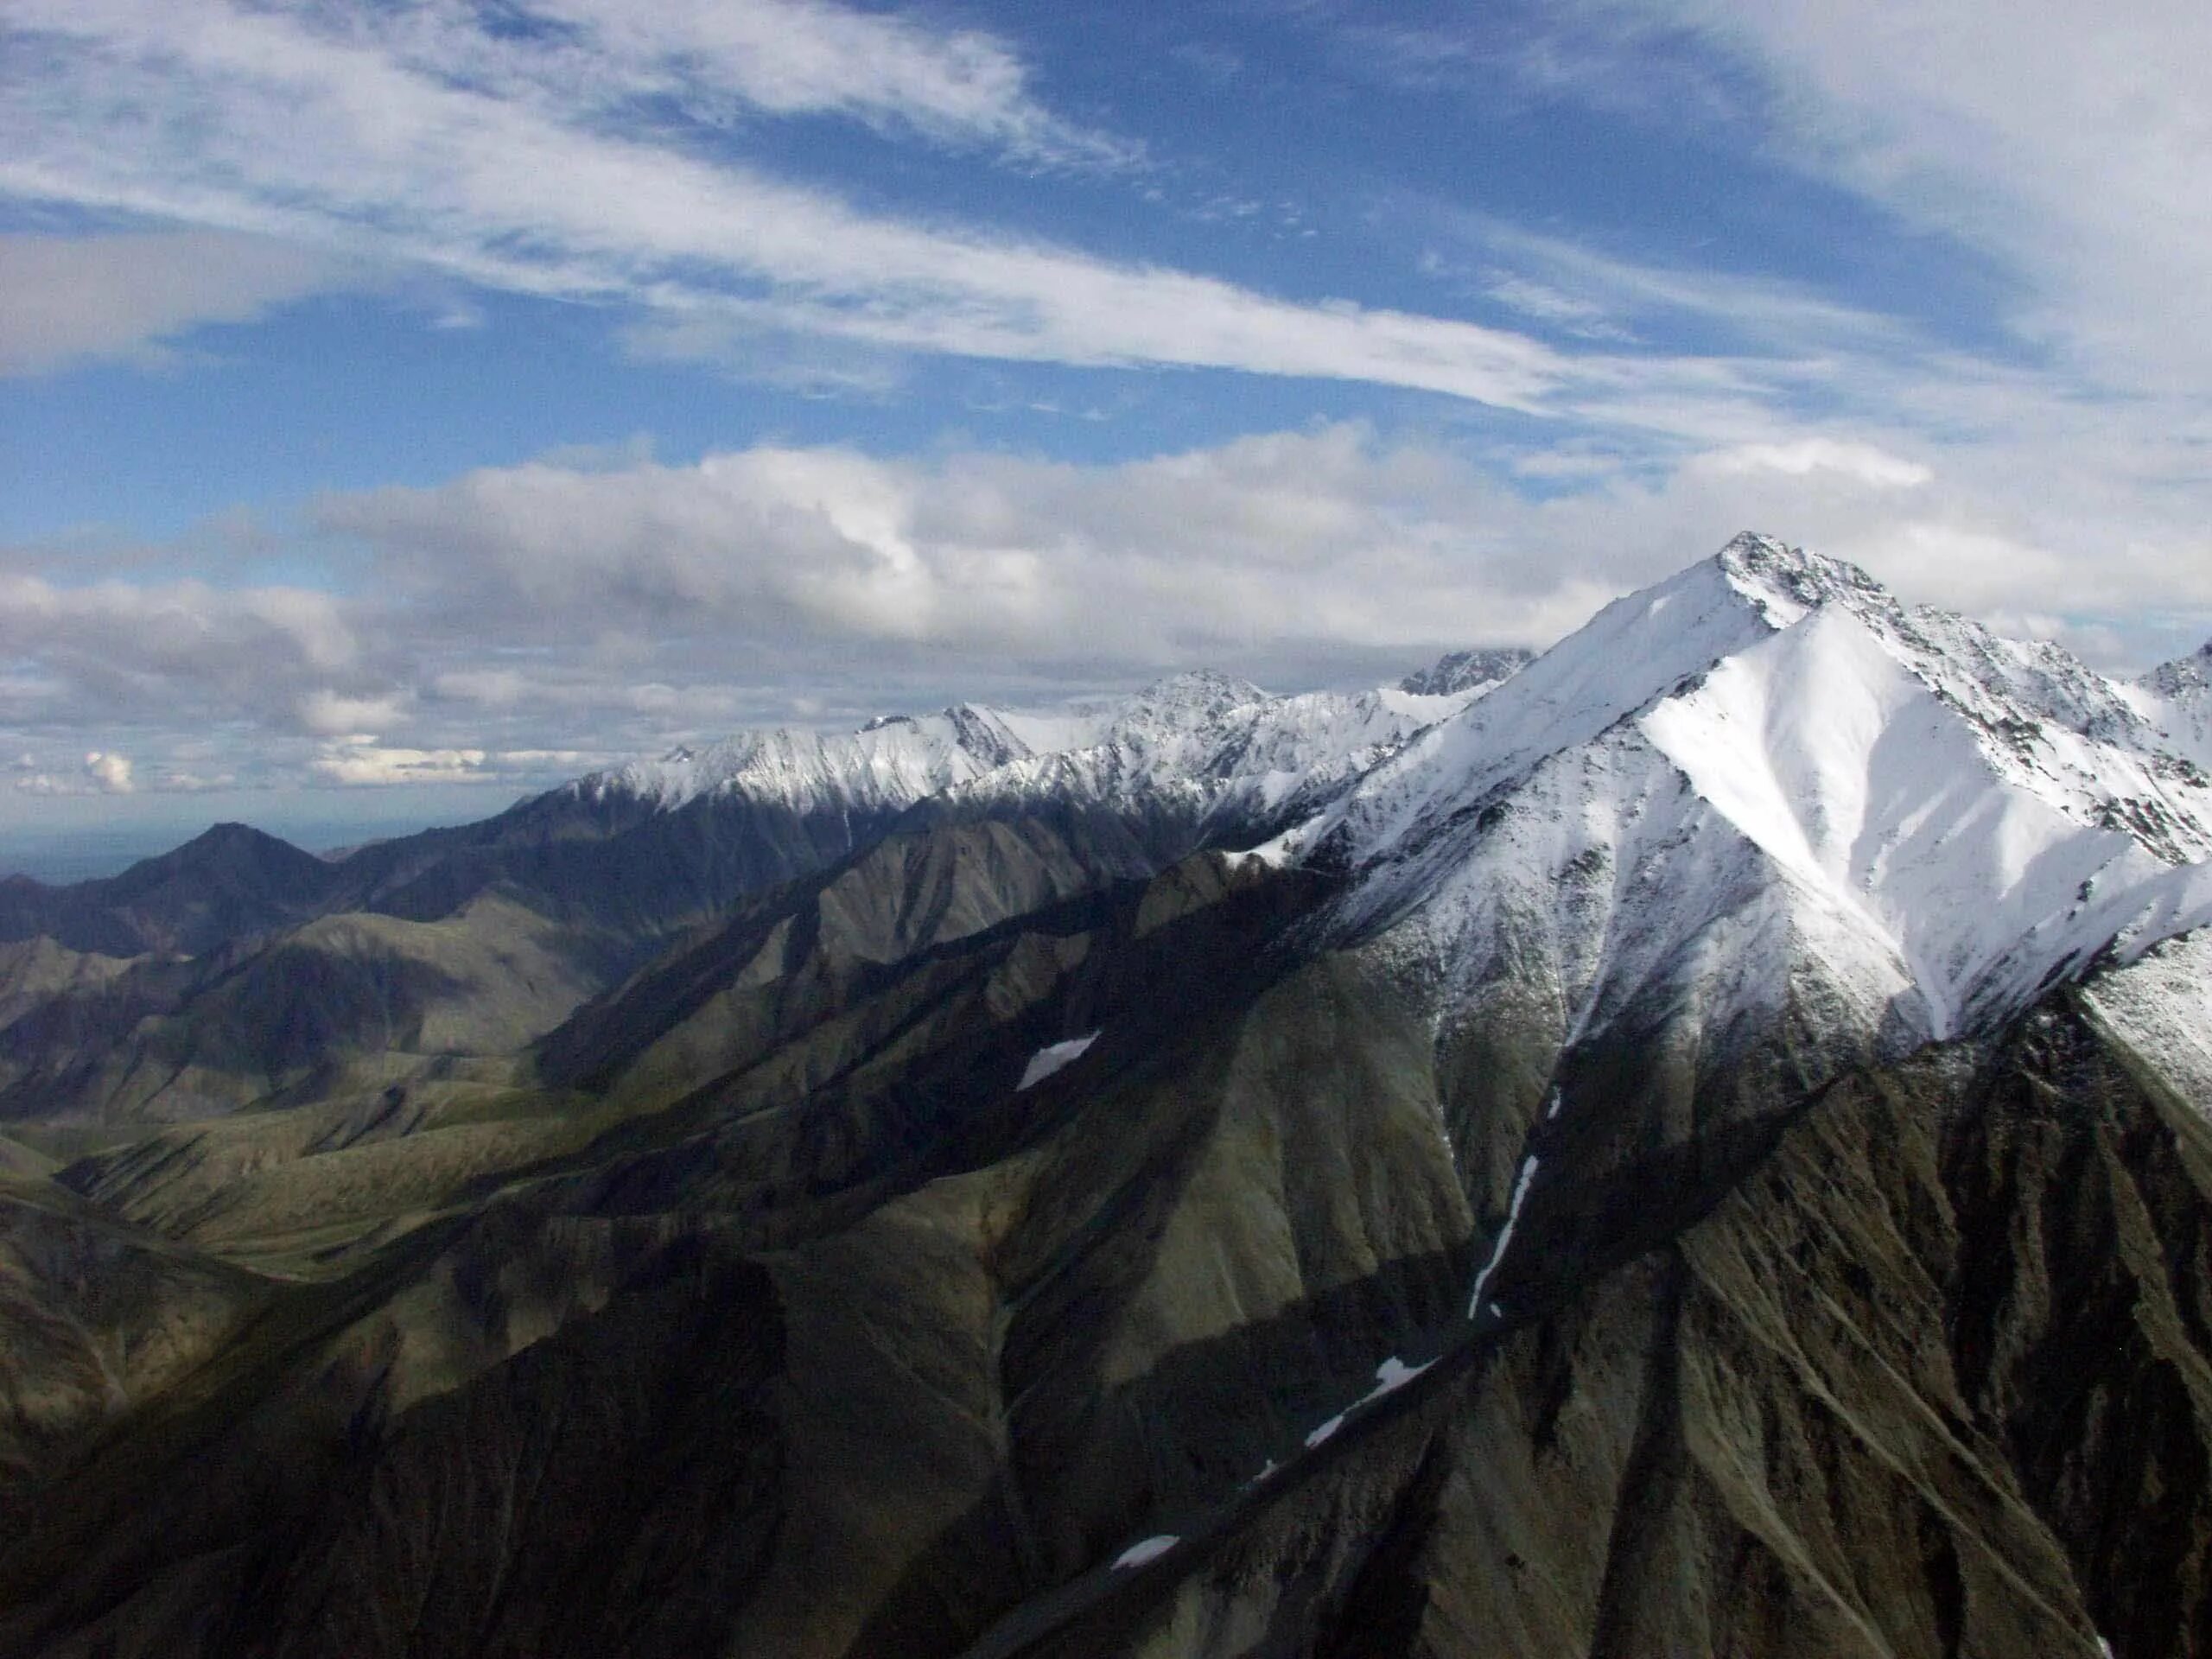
0,795,524,885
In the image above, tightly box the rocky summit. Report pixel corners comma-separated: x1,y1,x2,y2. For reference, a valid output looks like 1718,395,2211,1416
3,535,2211,1658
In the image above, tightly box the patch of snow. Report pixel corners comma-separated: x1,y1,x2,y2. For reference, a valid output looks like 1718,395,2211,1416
1469,1154,1538,1319
1305,1413,1346,1450
1112,1535,1179,1571
2082,921,2212,1115
1018,1032,1100,1090
1361,1355,1434,1407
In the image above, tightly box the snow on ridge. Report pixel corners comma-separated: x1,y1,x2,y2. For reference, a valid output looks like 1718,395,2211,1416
571,706,1037,815
1398,647,1533,698
2133,641,2212,772
928,674,1492,829
1018,1032,1100,1090
1284,531,2212,1052
563,664,1493,830
1275,537,1799,877
1635,606,2189,1039
1112,1535,1178,1571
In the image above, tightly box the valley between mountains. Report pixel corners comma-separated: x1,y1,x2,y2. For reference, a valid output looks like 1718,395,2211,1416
4,535,2212,1656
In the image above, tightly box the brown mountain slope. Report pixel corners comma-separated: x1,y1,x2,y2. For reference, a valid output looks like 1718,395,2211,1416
0,842,2203,1658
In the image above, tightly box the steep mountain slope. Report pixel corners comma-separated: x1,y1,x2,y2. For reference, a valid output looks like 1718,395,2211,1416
2133,639,2212,769
0,824,343,957
923,671,1487,855
1397,648,1534,697
0,537,2207,1659
1285,535,2212,1062
0,664,1497,1127
3,837,2206,1659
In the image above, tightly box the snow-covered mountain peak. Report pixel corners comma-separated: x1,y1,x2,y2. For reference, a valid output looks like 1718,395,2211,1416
1282,535,1803,876
1106,671,1270,734
1281,534,2212,1053
569,705,1034,814
2131,641,2212,772
1713,531,1896,629
2143,641,2212,698
557,658,1496,836
1399,648,1533,697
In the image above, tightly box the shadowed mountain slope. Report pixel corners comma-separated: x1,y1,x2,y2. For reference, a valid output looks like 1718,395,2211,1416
0,540,2208,1657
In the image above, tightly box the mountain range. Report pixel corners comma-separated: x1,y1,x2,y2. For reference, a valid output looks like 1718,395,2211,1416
1,534,2209,1657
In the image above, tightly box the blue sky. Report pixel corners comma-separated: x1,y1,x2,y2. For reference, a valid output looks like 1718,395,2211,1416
3,0,2210,863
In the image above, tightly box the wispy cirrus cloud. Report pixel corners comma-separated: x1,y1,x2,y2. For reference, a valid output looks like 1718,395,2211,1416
512,0,1141,168
4,0,2100,462
0,0,1571,410
1526,1,2212,391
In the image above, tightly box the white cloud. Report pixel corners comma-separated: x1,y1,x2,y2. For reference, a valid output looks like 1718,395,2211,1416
1478,272,1635,340
0,229,361,376
306,734,606,787
0,0,1714,416
298,690,410,737
518,0,1137,168
1691,438,1931,490
83,751,133,792
310,737,491,787
318,423,2212,677
1602,0,2212,387
5,420,2211,793
0,574,359,699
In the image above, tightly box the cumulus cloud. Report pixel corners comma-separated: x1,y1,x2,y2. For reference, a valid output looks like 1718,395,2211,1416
1689,439,1931,490
0,574,362,731
307,735,609,787
83,751,133,793
315,423,2212,677
15,749,137,795
310,738,492,787
5,419,2211,794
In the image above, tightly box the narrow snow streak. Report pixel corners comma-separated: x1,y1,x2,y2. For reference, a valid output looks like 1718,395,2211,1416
1305,1414,1345,1450
1113,1536,1178,1571
1361,1355,1433,1407
1469,1154,1539,1318
1018,1032,1099,1090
